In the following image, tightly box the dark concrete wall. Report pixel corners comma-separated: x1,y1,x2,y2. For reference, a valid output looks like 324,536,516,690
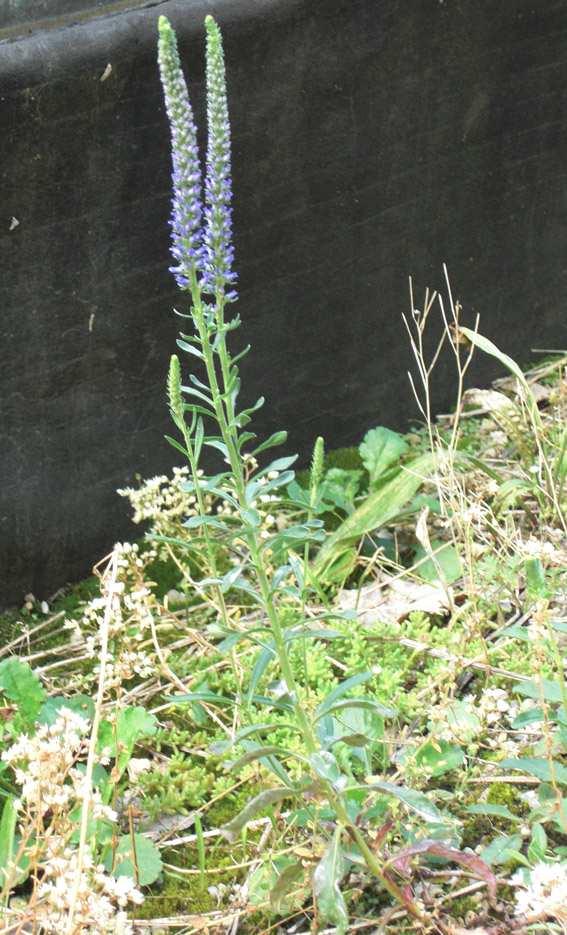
1,0,567,605
0,1,146,31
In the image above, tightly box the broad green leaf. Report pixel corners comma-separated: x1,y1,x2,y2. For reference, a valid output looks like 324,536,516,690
480,833,523,866
500,757,567,785
414,740,465,777
515,679,563,704
313,828,348,935
524,559,551,600
511,707,545,729
319,468,363,514
0,659,46,726
494,477,533,512
97,706,157,777
359,426,409,486
325,706,384,748
314,453,436,583
38,694,94,726
220,788,291,842
107,833,162,885
415,542,462,585
309,751,345,785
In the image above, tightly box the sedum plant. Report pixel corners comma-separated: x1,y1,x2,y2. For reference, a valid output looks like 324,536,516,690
156,15,496,929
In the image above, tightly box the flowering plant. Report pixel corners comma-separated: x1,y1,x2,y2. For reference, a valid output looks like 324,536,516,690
153,15,501,930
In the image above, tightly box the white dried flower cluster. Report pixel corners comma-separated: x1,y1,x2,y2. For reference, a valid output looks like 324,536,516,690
514,861,567,923
2,708,90,816
35,846,142,933
519,536,565,564
427,700,482,745
1,709,143,932
118,465,211,533
65,543,158,689
476,687,519,726
428,689,520,751
459,501,487,527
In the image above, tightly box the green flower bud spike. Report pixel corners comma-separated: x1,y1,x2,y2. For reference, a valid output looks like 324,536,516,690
167,353,184,427
310,436,325,506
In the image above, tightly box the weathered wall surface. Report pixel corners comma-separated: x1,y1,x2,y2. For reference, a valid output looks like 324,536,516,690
1,0,567,605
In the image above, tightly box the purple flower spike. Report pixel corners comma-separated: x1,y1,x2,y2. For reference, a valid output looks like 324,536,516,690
202,16,237,301
158,16,203,289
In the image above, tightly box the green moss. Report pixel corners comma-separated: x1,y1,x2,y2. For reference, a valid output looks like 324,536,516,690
486,782,525,811
449,893,482,919
135,866,215,918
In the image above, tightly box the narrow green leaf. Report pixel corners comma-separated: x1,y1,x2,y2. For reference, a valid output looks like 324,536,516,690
270,861,304,912
169,691,233,705
460,328,526,383
460,328,541,427
314,697,395,722
465,804,519,822
316,670,376,716
527,823,547,863
368,780,447,824
227,745,297,772
313,828,348,935
0,797,18,885
245,643,276,704
252,431,288,456
164,434,191,459
220,788,291,842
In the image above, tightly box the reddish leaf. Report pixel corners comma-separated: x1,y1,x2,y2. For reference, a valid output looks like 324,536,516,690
387,839,497,899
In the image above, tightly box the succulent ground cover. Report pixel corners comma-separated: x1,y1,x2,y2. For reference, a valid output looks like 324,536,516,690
1,13,567,935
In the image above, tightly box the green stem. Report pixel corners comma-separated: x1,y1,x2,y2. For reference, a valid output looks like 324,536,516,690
181,279,429,922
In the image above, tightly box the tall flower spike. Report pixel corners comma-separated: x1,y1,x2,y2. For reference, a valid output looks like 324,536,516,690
158,16,203,289
202,15,237,301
